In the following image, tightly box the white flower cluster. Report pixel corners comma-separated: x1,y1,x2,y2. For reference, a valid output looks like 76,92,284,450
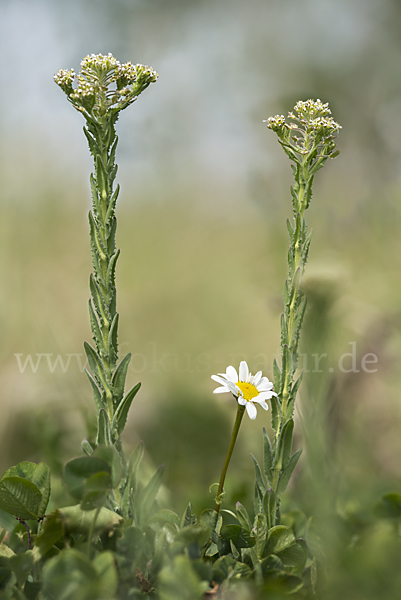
294,98,331,117
53,69,75,91
54,53,158,117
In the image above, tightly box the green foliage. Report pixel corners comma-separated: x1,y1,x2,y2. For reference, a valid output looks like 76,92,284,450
0,462,50,521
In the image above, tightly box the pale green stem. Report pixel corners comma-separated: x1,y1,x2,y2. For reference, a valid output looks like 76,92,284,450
214,403,246,513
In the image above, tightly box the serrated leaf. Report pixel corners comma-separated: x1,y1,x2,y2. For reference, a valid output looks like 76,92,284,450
84,341,110,395
276,418,294,472
84,368,104,413
277,449,302,496
262,428,273,487
280,313,288,347
286,218,294,242
251,454,266,496
253,513,268,558
108,312,119,367
272,359,281,395
181,503,196,528
89,274,109,327
0,477,42,521
290,295,307,350
199,509,223,535
112,353,131,403
88,299,105,358
270,395,283,433
291,373,303,400
105,250,120,305
0,462,50,521
112,382,141,436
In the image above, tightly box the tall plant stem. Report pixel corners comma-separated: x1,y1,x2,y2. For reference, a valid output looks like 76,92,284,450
214,404,246,513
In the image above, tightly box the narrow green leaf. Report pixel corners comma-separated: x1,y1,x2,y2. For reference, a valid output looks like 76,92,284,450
122,442,144,520
112,353,131,402
89,210,108,262
270,396,283,433
291,373,303,400
290,294,307,349
272,359,281,395
235,502,252,531
280,313,288,347
105,185,120,225
97,409,113,446
89,274,110,326
108,312,119,367
84,368,104,413
262,488,277,530
84,341,110,395
277,449,302,496
276,418,294,471
88,299,105,357
105,249,120,305
286,218,294,242
251,454,266,496
253,513,267,559
181,503,196,528
262,428,273,487
112,382,141,436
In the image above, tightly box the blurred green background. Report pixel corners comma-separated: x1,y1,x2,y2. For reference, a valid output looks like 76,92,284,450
2,0,401,594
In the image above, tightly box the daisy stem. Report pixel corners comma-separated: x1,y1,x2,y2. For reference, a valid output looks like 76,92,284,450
214,403,246,513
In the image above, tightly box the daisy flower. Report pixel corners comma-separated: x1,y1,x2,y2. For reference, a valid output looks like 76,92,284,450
211,360,277,420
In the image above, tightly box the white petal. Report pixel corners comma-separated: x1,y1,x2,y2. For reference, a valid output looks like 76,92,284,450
246,402,257,419
257,391,275,402
258,401,269,411
226,365,239,383
257,378,273,391
211,374,228,386
237,396,247,406
252,371,262,386
213,386,230,394
239,361,249,382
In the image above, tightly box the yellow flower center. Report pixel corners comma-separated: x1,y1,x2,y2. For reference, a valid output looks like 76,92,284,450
236,381,259,402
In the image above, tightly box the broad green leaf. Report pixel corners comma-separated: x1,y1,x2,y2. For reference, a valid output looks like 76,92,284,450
111,382,141,436
116,526,144,561
81,471,111,511
220,525,255,549
35,512,64,557
0,508,18,531
265,525,296,556
64,456,111,500
9,551,34,586
278,539,307,576
199,509,222,535
0,462,50,521
92,551,118,598
0,544,15,558
93,446,122,489
58,505,122,535
158,554,209,600
0,477,42,521
138,465,164,525
149,509,181,530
